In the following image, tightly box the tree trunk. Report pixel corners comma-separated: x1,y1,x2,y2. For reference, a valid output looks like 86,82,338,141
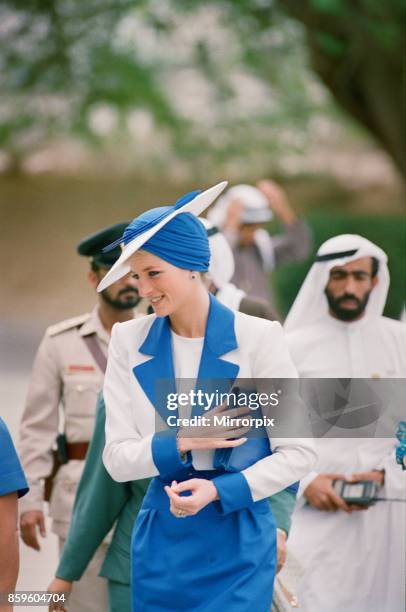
278,0,404,177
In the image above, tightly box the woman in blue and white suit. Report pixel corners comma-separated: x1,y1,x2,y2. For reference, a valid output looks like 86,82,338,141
99,182,317,612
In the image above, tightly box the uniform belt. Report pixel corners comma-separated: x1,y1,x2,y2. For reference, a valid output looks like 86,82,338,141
66,441,89,460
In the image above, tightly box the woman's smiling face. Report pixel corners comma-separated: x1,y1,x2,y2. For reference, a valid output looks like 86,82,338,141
129,250,194,316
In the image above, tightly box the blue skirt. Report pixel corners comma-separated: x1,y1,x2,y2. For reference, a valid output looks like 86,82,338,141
131,472,276,612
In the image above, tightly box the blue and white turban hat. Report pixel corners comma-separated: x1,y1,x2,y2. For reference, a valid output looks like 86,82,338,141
97,181,228,292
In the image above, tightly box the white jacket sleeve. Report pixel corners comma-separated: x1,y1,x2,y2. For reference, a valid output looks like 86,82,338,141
102,324,159,482
243,322,317,500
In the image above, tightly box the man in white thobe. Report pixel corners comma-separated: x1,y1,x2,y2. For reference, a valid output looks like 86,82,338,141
284,234,406,612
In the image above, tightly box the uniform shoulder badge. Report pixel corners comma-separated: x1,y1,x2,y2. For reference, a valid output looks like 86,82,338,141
47,313,91,337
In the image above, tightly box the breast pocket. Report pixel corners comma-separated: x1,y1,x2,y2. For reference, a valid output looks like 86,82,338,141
63,376,102,417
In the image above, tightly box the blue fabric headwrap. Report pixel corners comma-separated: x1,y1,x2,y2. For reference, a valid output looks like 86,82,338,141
142,213,210,271
103,190,210,271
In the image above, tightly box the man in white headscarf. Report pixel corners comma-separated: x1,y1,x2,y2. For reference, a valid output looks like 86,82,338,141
284,234,406,612
207,180,312,310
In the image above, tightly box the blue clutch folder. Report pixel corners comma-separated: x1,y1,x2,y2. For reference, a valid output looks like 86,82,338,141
213,387,299,494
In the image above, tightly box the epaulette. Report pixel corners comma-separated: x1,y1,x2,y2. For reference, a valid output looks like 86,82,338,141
47,313,91,337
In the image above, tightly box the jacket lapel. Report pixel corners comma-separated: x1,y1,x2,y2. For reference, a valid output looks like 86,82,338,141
132,316,177,427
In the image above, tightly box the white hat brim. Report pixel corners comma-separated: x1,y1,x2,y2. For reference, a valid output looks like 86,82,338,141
97,180,228,292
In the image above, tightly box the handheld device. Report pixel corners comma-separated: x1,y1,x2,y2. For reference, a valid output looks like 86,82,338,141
333,479,378,506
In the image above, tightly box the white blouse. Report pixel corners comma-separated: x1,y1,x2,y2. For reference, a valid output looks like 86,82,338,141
171,331,214,471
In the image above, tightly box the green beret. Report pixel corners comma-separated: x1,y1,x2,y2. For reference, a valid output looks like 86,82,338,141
77,222,128,268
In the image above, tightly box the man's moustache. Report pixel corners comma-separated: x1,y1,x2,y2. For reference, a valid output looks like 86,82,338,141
119,289,139,296
336,294,361,306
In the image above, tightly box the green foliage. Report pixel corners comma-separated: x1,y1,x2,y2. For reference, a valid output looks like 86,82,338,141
310,0,342,15
314,32,346,56
0,1,178,147
277,0,405,174
272,213,405,319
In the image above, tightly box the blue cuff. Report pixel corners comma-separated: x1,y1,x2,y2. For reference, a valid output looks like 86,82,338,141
213,472,254,515
151,432,192,479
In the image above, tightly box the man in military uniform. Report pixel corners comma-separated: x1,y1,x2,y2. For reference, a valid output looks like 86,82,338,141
18,222,147,612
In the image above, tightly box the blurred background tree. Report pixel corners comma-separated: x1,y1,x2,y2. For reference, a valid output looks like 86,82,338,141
0,0,404,324
0,0,403,176
278,0,404,175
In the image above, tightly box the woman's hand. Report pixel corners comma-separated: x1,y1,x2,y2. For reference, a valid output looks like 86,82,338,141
47,578,72,611
165,479,219,517
177,402,251,454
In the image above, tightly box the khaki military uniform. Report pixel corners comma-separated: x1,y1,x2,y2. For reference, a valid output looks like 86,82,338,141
19,307,110,528
19,305,144,612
